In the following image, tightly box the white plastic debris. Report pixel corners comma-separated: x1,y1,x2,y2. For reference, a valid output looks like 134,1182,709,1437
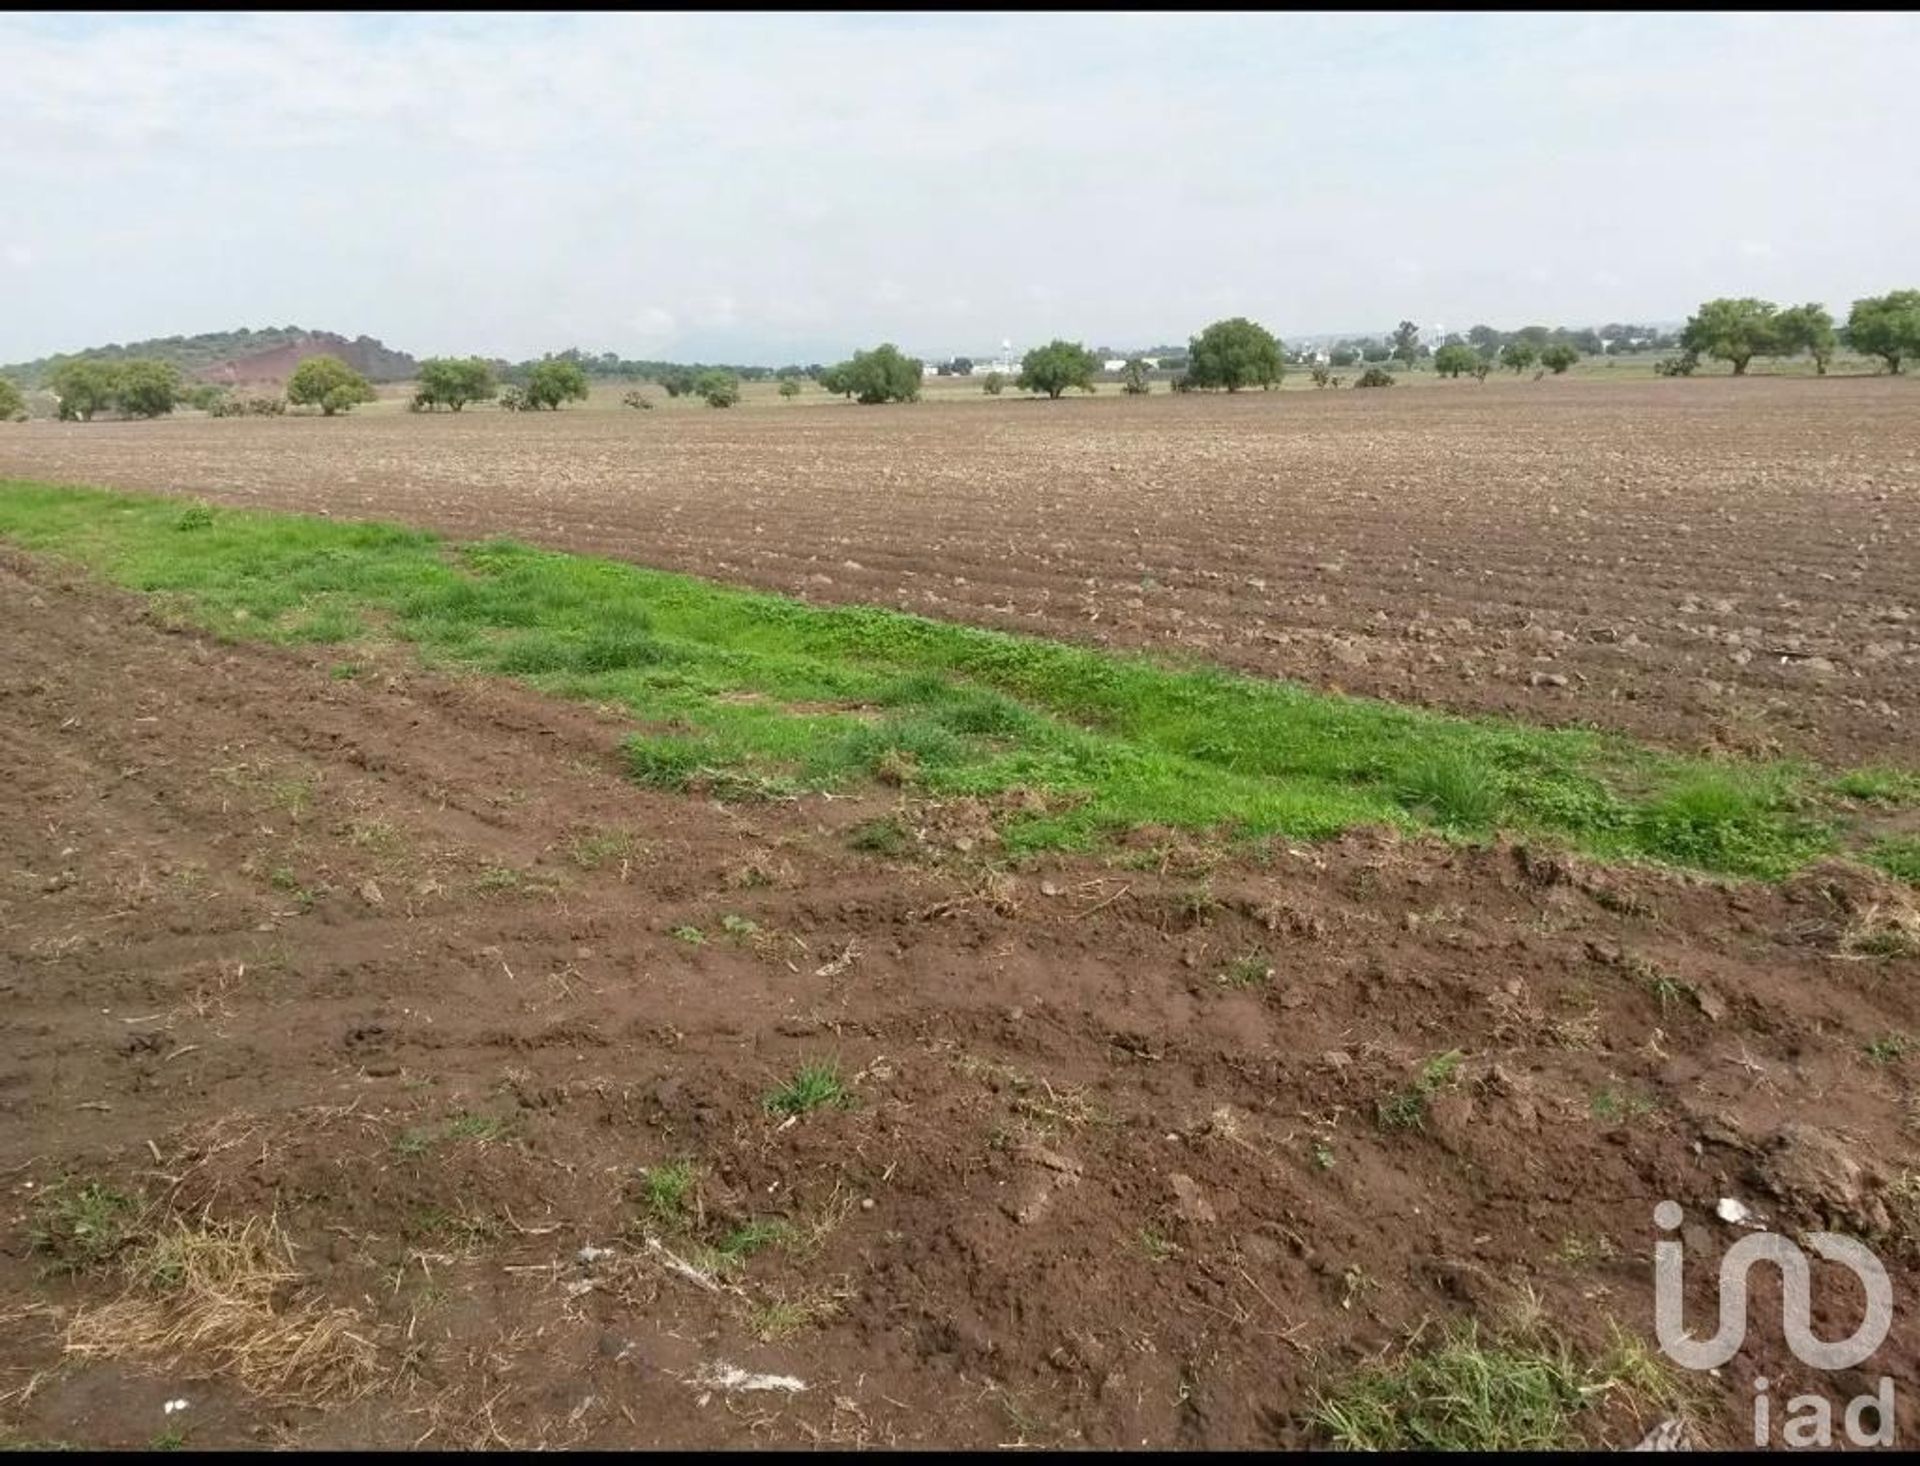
163,1399,190,1416
691,1362,807,1394
1715,1197,1755,1226
575,1244,614,1265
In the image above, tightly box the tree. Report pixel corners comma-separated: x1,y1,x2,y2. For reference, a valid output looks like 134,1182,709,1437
184,383,227,413
1767,304,1836,375
1361,342,1392,364
1845,291,1920,375
949,357,974,377
1467,324,1503,353
1539,343,1580,374
1186,318,1284,391
49,360,120,421
1328,345,1360,368
831,343,922,404
1499,341,1538,374
1016,339,1099,399
112,359,181,418
1120,357,1151,395
695,370,741,408
1432,343,1480,379
523,359,591,410
1472,361,1493,383
1679,298,1779,376
1391,320,1422,368
1354,366,1395,388
414,356,497,411
287,355,376,415
818,363,853,399
658,368,697,399
0,378,24,421
1309,366,1332,388
981,371,1005,396
777,376,803,400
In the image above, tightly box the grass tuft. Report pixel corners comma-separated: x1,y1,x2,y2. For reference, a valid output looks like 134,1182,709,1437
763,1060,854,1117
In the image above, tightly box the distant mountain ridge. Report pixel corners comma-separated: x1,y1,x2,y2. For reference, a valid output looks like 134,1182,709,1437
1,328,418,388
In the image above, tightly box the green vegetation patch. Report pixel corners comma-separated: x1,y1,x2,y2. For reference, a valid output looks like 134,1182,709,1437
0,480,1904,879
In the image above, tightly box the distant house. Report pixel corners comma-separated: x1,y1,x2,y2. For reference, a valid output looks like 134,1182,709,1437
1103,358,1129,373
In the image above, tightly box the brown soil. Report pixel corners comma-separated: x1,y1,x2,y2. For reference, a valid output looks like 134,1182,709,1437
1,377,1913,766
4,547,1918,1448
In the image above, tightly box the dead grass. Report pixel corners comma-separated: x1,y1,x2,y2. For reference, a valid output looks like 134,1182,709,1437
64,1215,384,1406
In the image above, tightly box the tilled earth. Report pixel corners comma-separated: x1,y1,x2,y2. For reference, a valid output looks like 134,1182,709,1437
4,548,1919,1448
1,376,1914,766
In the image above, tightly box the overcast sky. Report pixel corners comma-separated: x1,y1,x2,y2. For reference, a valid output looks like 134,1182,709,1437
7,11,1918,365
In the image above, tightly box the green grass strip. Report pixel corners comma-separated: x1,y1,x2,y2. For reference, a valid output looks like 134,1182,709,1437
1,479,1909,880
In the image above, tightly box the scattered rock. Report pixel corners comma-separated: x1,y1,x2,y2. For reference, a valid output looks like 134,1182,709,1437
1167,1173,1216,1225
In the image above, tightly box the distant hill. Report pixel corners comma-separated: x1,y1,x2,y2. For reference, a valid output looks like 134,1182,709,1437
1,327,418,388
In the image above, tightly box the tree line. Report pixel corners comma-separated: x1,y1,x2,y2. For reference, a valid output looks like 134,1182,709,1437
10,291,1915,424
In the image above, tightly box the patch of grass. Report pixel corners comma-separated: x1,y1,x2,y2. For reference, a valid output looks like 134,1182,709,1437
0,480,1895,882
715,1218,793,1260
1833,767,1920,806
329,661,361,680
763,1060,853,1117
29,1181,143,1274
1867,836,1920,885
566,827,638,871
1311,1322,1589,1450
749,1289,842,1340
1866,1033,1914,1066
1216,948,1275,989
1396,751,1505,831
1140,1226,1179,1263
394,1111,508,1156
847,816,910,856
445,1111,508,1143
641,1160,698,1227
1590,1086,1656,1124
670,924,705,945
720,913,761,942
148,1426,189,1451
1376,1049,1465,1132
1311,1140,1336,1173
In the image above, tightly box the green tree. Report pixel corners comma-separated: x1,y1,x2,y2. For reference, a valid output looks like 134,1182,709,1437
658,368,697,398
48,359,120,421
1328,345,1360,368
1539,343,1580,374
1120,357,1151,395
287,355,376,415
1361,342,1392,364
414,356,497,411
1431,343,1480,379
1015,340,1098,399
1845,290,1920,375
1499,341,1537,374
0,377,24,421
1679,298,1779,376
1355,366,1395,388
1772,303,1836,374
112,359,181,418
1390,320,1422,368
981,371,1005,396
695,369,742,408
523,359,591,410
777,376,803,400
184,383,227,413
827,343,922,404
1186,318,1284,391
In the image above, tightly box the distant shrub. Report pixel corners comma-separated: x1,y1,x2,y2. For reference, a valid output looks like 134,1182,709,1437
49,359,120,421
1017,339,1100,399
1653,352,1698,378
1354,366,1395,388
498,385,528,411
1120,358,1151,395
695,370,742,408
1310,366,1332,388
413,356,497,411
0,377,24,421
523,359,590,410
777,376,802,400
1539,343,1580,374
183,383,227,413
287,355,376,415
981,371,1005,396
621,388,653,410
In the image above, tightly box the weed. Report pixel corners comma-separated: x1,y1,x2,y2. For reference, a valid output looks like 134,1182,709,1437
1311,1321,1589,1450
749,1289,842,1340
445,1112,508,1143
1553,1233,1618,1268
1141,1226,1178,1263
720,913,762,942
670,924,705,946
1311,1140,1336,1173
566,828,637,871
1590,1086,1655,1124
148,1427,188,1451
29,1181,143,1273
1834,768,1920,806
1216,948,1275,989
474,864,524,893
1376,1049,1465,1132
172,502,214,532
641,1160,698,1227
763,1060,853,1117
1866,1033,1914,1066
715,1218,793,1260
1397,751,1504,830
329,661,361,681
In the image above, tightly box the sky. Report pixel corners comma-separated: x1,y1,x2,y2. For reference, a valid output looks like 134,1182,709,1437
6,11,1919,365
